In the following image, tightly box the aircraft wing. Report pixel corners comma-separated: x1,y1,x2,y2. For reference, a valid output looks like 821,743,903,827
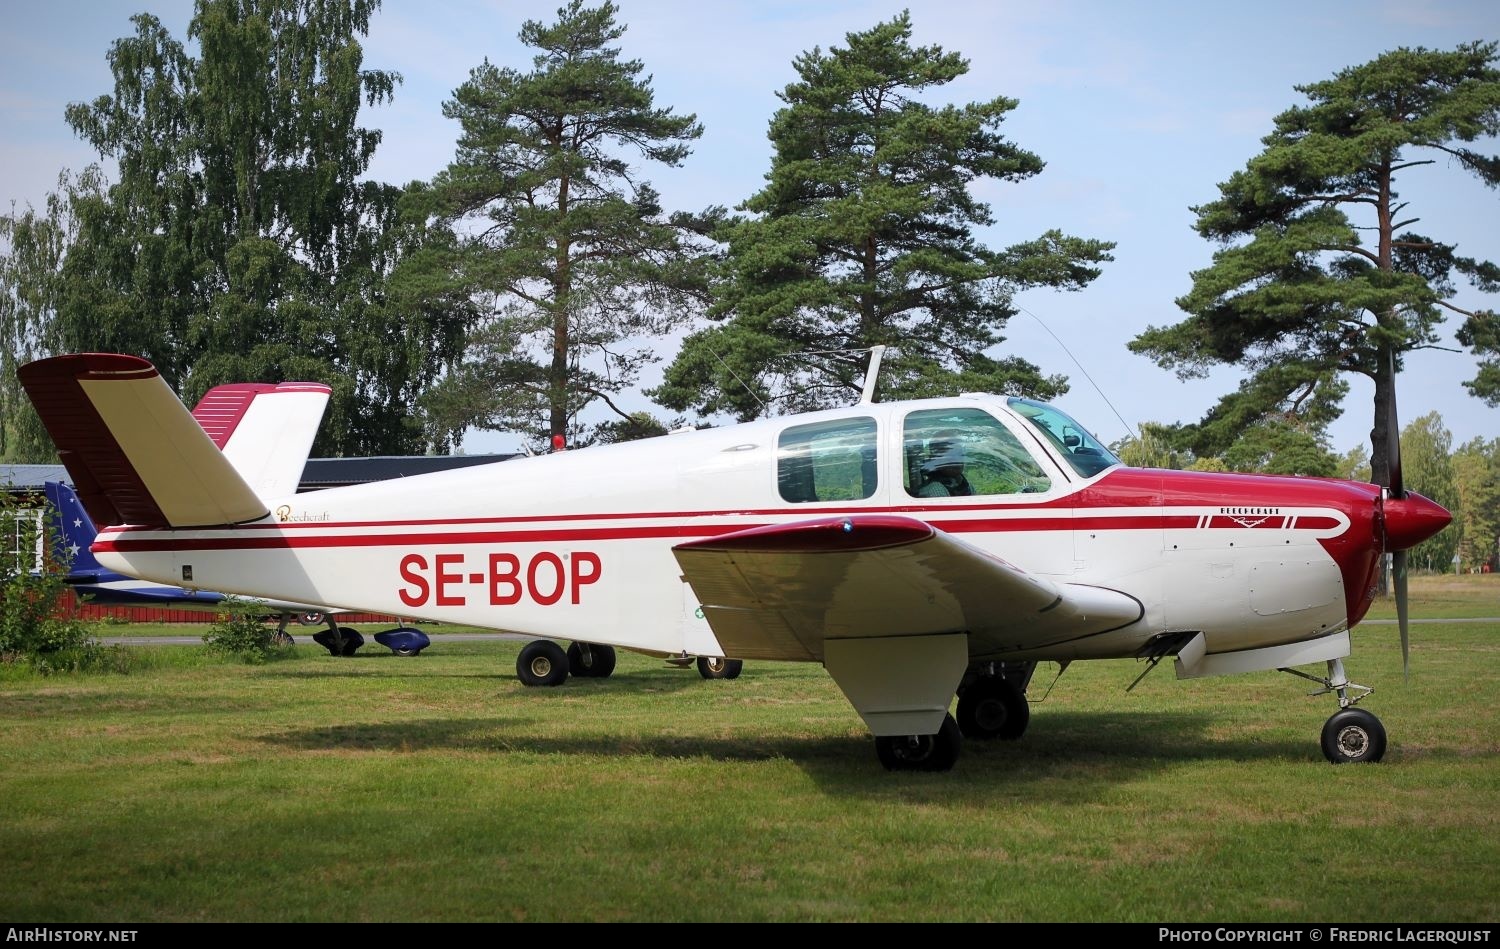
673,515,1143,662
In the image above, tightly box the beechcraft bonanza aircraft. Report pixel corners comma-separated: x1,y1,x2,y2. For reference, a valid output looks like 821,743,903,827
19,353,1450,771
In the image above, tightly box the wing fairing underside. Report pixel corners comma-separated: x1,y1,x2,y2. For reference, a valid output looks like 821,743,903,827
672,515,1144,664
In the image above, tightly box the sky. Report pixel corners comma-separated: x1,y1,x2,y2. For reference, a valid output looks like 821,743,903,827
2,0,1498,458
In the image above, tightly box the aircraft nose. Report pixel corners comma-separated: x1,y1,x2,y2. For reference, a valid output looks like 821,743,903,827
1383,491,1452,552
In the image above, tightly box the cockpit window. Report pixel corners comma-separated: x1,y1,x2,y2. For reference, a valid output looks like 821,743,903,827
902,408,1051,498
1007,398,1120,478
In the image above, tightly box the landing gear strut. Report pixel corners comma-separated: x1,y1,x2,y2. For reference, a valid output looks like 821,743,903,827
1283,657,1386,764
567,642,617,678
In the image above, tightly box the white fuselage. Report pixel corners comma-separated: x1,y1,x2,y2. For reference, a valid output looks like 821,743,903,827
95,395,1363,663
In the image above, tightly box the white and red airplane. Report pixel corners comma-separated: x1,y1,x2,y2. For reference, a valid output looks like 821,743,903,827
19,353,1450,771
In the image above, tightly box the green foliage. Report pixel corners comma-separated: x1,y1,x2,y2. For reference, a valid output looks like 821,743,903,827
0,185,74,463
1112,422,1183,469
1401,413,1460,573
592,411,678,444
413,0,712,449
0,490,95,666
28,0,467,456
1458,309,1500,405
201,599,289,664
1129,41,1500,487
654,11,1112,420
1451,437,1500,571
1335,444,1372,482
1220,419,1338,476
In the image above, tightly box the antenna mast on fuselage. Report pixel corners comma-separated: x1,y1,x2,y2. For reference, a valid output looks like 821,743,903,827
859,345,886,404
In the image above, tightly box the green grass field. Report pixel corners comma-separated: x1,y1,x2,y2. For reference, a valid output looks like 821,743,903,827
1,575,1496,922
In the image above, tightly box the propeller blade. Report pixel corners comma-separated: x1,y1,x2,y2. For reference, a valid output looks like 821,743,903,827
1384,345,1410,680
1385,346,1405,499
1394,548,1410,681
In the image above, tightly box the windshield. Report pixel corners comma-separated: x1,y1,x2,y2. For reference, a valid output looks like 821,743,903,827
1007,398,1120,478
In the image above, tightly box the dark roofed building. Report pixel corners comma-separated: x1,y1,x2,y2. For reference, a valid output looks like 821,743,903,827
297,454,517,490
4,455,518,495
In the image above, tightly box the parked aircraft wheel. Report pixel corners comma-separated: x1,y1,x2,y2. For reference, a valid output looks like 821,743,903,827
312,626,363,656
271,630,295,647
1321,708,1387,764
956,676,1029,740
875,713,961,772
393,646,420,657
517,640,569,687
567,642,617,678
697,656,743,680
298,612,325,626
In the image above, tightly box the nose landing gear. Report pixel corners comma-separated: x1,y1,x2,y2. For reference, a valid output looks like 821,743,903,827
1282,657,1386,764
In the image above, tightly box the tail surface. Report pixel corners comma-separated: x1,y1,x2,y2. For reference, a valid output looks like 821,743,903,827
43,480,106,579
18,354,319,529
192,380,330,499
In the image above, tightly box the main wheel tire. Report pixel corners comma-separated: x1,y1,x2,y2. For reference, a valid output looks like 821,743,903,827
697,656,743,680
337,627,363,656
874,713,962,772
393,646,420,657
298,612,325,626
1321,708,1387,764
517,640,569,687
567,642,617,678
956,676,1030,740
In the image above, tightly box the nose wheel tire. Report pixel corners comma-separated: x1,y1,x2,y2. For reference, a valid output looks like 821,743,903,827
1321,708,1387,764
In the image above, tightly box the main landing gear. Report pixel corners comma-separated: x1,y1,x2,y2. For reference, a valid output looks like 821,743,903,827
516,640,619,687
1283,657,1387,764
875,663,1036,773
515,641,743,685
876,714,962,772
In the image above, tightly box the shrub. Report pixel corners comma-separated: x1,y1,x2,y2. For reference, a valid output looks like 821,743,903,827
202,598,292,663
0,490,94,667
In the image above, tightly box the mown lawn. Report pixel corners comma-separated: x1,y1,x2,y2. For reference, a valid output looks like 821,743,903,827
0,575,1495,922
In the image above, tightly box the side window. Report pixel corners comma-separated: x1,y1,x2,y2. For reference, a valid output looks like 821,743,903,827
903,408,1051,499
778,417,878,503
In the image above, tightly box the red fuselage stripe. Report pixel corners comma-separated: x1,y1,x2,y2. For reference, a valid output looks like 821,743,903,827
93,510,1325,552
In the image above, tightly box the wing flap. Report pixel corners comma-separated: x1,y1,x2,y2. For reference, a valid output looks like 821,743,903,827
674,515,1142,662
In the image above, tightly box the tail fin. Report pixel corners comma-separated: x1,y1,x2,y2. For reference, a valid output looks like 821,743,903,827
19,354,271,529
42,480,106,578
191,381,331,499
